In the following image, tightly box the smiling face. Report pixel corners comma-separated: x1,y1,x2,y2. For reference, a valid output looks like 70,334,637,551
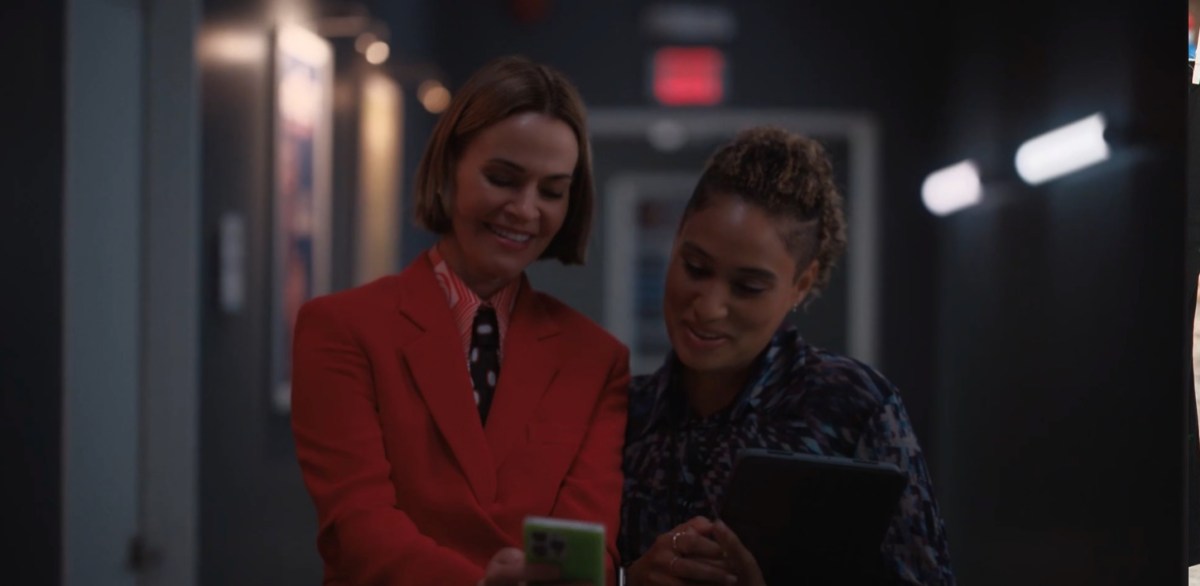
439,111,578,297
664,193,818,378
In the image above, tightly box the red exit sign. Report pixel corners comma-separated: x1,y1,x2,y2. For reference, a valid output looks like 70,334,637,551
652,46,726,106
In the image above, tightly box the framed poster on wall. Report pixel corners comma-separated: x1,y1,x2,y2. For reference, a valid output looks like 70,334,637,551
270,24,333,413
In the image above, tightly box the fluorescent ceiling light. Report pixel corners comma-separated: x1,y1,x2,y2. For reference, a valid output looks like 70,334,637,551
1014,113,1110,185
922,160,982,216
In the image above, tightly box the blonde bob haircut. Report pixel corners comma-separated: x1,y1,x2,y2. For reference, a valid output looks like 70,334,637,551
414,55,595,265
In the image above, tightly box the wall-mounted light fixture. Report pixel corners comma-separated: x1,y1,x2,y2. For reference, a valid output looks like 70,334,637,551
1014,112,1110,185
923,111,1115,217
921,160,983,216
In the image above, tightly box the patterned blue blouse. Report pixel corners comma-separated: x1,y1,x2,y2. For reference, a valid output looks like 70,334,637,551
618,325,955,585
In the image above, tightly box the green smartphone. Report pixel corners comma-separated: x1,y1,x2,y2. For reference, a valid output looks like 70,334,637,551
522,516,605,585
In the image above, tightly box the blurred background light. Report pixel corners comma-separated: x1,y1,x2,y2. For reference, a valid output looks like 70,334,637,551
418,79,450,114
365,40,390,64
1014,112,1110,185
921,160,982,216
652,46,725,106
647,118,688,152
271,0,310,26
355,31,378,53
199,29,267,65
278,24,330,66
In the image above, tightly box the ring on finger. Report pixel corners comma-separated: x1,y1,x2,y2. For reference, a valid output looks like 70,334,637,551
669,555,681,573
671,531,685,553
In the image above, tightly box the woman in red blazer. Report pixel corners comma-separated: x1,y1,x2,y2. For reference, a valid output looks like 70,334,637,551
291,56,630,586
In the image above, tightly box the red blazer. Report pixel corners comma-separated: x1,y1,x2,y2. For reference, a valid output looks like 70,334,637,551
291,255,630,586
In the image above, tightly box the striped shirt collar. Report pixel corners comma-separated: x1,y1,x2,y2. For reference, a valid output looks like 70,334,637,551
427,244,521,360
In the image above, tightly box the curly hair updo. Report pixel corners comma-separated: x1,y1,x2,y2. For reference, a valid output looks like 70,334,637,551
681,126,847,295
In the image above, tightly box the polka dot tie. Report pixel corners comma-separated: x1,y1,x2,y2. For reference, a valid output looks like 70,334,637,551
468,305,500,424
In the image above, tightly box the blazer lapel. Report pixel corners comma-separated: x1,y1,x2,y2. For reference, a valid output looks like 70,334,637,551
485,277,563,468
394,258,497,504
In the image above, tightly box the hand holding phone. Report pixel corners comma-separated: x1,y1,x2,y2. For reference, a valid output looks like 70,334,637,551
522,516,605,586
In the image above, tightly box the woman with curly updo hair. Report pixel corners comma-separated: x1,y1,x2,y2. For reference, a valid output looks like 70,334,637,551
618,127,954,586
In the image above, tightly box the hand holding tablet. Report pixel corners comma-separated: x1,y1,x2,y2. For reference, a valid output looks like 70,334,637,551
718,448,908,585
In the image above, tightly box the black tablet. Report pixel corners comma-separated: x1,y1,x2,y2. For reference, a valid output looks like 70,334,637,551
717,448,907,585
